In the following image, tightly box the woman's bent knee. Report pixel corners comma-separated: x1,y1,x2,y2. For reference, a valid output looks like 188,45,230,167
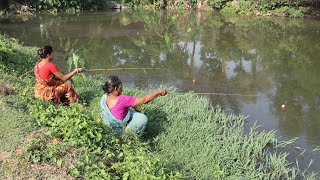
136,113,148,123
127,112,148,133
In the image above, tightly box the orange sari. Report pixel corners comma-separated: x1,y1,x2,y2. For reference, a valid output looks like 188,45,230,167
34,60,79,104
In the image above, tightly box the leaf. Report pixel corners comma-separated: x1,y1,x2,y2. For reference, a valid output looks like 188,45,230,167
187,27,192,33
70,169,80,176
48,0,53,6
81,73,87,80
165,33,171,49
98,161,105,168
88,131,95,138
84,154,89,163
73,53,79,68
57,159,63,167
123,172,129,180
67,56,73,72
96,133,102,142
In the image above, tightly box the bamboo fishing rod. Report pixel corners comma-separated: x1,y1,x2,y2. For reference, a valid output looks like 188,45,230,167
171,92,259,97
85,67,162,72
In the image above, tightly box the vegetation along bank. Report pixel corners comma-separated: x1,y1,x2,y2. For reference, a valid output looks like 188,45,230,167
0,0,320,18
0,34,318,178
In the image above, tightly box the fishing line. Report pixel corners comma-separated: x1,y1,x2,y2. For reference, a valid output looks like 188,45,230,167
84,67,162,72
81,68,257,97
170,92,259,97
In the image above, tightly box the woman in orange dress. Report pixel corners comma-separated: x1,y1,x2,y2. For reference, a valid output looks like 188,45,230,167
34,45,83,104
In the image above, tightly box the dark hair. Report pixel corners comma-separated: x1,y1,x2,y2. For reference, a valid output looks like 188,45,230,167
103,76,122,94
37,45,53,59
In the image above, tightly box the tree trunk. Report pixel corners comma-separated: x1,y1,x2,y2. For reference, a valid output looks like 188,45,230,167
160,0,167,9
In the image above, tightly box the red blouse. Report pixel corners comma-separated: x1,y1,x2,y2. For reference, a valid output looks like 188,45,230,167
34,62,58,79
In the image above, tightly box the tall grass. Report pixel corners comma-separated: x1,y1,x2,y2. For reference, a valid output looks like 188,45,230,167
138,92,316,179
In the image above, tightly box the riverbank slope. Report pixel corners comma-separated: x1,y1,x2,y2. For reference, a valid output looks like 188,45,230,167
0,34,317,179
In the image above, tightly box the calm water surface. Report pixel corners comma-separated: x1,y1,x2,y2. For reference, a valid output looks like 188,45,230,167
1,10,320,172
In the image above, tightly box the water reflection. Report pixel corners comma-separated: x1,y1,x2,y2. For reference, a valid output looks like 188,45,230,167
40,24,49,38
1,10,320,153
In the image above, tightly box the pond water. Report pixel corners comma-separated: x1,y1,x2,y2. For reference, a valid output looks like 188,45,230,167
1,10,320,172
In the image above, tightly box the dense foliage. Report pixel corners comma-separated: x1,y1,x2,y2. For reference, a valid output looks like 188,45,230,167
5,0,106,12
1,0,320,17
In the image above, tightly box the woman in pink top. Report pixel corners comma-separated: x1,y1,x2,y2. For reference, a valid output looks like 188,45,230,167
34,45,83,104
100,76,167,135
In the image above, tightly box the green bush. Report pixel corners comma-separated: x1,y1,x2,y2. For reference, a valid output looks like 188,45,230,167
218,0,307,17
0,35,37,75
10,0,107,12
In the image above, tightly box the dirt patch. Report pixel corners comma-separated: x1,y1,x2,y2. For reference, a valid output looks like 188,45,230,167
0,153,74,179
23,144,81,180
0,128,45,179
1,128,81,179
0,150,12,160
27,163,75,180
12,128,48,156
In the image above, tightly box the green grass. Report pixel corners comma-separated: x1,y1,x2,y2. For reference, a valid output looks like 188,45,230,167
0,96,37,152
0,86,39,179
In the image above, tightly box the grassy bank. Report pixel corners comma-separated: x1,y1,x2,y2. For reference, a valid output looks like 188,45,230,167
0,34,317,179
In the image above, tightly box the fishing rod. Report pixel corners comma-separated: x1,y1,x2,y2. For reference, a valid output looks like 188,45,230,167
80,67,257,97
84,67,162,72
171,92,259,97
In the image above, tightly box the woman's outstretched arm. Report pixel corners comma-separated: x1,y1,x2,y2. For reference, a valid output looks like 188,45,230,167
133,89,166,107
53,68,82,81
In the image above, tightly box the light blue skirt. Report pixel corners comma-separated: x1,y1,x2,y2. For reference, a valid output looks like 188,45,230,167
100,94,148,135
